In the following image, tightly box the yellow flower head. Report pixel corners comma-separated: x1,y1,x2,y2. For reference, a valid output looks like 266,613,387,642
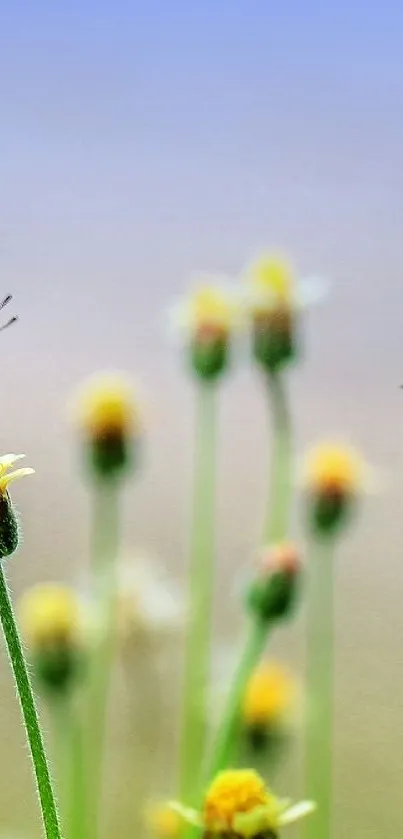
74,372,139,440
243,662,295,728
0,454,34,494
246,253,295,314
171,769,314,837
146,802,183,839
186,286,238,338
203,770,273,833
303,443,366,496
19,584,84,651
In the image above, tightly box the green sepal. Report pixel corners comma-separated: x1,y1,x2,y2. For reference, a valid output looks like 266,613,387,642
0,492,19,558
190,336,228,381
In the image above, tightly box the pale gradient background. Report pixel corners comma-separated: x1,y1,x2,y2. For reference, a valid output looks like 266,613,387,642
1,2,403,837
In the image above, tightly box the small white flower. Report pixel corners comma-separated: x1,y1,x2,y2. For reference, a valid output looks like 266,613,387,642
240,251,329,315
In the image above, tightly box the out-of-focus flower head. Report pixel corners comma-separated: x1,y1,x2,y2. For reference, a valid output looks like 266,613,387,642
302,442,371,536
171,280,241,380
242,252,326,373
246,543,301,624
0,454,34,559
19,583,90,694
243,661,295,729
171,769,315,837
73,371,141,480
145,801,183,839
105,555,184,655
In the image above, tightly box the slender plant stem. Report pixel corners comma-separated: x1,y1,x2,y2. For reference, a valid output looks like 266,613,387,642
0,565,62,839
68,699,86,839
87,480,121,839
263,373,292,545
206,619,269,779
304,537,336,839
49,697,71,836
179,382,218,804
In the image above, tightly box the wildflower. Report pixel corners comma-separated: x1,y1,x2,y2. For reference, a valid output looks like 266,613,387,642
242,661,295,752
74,372,140,480
146,802,183,839
19,584,89,694
243,252,324,373
171,769,314,837
0,454,34,559
302,442,369,535
246,543,301,623
172,283,239,380
86,555,184,657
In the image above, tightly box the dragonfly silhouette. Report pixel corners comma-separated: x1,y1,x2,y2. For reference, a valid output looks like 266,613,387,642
0,296,17,331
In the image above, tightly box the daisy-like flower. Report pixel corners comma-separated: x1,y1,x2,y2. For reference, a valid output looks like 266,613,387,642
302,442,370,535
172,281,240,380
73,371,141,480
0,454,34,559
242,252,326,373
243,661,295,730
19,583,90,694
171,769,314,838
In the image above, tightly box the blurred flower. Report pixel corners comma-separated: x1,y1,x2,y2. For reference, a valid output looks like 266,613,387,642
243,661,295,729
19,583,90,694
172,282,240,380
171,769,314,837
145,802,183,839
246,543,301,624
105,555,184,654
0,454,34,559
73,371,141,480
302,442,370,535
242,252,326,372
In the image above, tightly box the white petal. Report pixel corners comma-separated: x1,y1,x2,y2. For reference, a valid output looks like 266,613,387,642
0,454,26,472
279,801,316,825
168,802,201,827
297,276,330,308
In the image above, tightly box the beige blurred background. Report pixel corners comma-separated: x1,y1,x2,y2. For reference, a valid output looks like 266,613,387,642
1,2,403,837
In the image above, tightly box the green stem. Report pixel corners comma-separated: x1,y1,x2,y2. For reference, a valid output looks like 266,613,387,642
49,697,71,836
87,480,121,839
263,374,292,545
0,565,62,839
179,382,218,804
206,619,269,779
68,700,86,839
303,538,336,839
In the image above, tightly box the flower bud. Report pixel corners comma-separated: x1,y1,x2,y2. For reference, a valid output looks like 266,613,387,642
302,443,368,536
246,543,301,623
0,454,34,559
19,584,89,695
74,373,141,481
173,285,239,381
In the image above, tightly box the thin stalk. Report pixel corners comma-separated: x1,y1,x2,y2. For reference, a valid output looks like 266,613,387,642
206,619,269,779
303,537,336,839
49,697,71,836
87,480,121,839
68,700,86,839
263,373,292,545
179,382,218,804
0,565,62,839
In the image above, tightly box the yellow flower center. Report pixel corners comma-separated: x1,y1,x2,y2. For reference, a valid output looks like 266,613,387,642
203,770,272,832
190,287,235,336
243,662,294,727
248,254,295,310
304,444,364,494
75,374,139,439
19,584,83,650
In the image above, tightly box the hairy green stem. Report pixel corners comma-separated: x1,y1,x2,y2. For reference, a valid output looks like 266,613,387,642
87,481,121,839
179,382,218,804
263,374,292,544
0,565,62,839
304,538,336,839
